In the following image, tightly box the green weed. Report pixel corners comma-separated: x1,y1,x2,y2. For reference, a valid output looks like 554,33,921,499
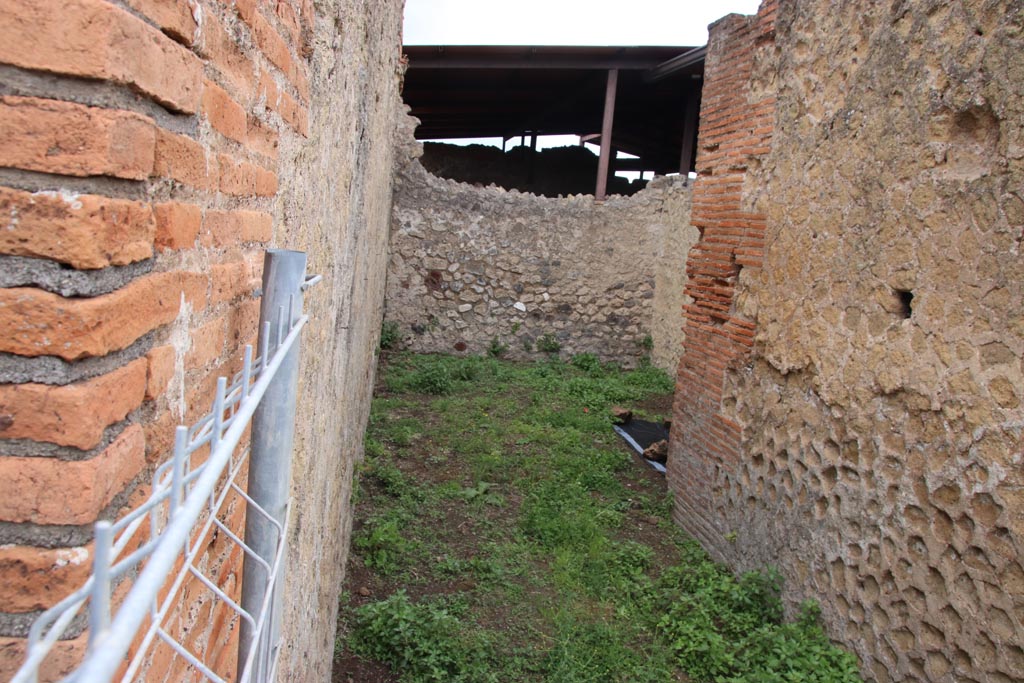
458,481,505,506
341,354,862,683
411,363,453,395
487,336,509,358
570,352,602,373
349,591,497,682
536,333,561,354
380,320,401,350
353,517,417,574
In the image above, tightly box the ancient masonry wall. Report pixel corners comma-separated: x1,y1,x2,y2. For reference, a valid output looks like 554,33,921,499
0,0,404,681
420,141,644,198
386,125,696,373
669,1,1024,682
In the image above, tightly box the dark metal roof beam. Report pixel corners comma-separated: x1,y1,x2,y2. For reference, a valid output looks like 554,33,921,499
407,55,673,70
644,46,707,83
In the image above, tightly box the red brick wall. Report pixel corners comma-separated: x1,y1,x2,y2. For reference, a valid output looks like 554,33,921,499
0,0,313,678
667,1,778,553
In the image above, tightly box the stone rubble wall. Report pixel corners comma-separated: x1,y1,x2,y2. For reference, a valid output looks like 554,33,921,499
420,141,645,198
669,1,1024,682
385,120,696,373
0,0,404,680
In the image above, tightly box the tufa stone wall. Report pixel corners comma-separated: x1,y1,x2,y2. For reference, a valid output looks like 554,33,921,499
386,121,695,372
0,0,404,680
670,1,1024,682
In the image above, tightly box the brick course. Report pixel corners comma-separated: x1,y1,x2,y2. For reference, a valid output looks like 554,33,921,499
154,129,218,189
0,544,93,613
0,359,146,449
668,3,778,542
0,97,156,180
0,0,203,114
0,0,398,678
0,425,145,525
0,188,155,269
0,271,207,360
123,0,199,44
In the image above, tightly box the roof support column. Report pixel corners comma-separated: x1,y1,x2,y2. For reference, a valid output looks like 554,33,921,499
678,86,701,176
528,132,538,184
595,68,618,201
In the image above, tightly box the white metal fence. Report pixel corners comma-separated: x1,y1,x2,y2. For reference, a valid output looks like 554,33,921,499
13,250,318,683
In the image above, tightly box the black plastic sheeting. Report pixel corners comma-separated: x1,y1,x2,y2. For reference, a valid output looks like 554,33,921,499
613,419,669,474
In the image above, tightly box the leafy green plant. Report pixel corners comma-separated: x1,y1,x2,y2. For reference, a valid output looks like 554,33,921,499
458,481,504,506
536,333,561,354
366,460,415,498
655,542,859,683
570,352,602,373
380,417,424,447
353,517,417,573
410,363,453,395
487,336,508,358
520,480,602,550
542,613,675,683
521,337,534,352
379,320,401,350
349,592,497,683
639,334,654,352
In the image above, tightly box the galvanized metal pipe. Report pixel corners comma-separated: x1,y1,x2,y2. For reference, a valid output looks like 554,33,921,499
238,249,308,682
70,316,308,682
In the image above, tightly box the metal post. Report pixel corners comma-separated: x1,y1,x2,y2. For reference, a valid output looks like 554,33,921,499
527,132,538,185
678,84,701,176
239,249,307,682
595,68,618,201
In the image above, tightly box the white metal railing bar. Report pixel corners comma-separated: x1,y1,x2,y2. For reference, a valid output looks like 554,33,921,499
13,251,316,683
76,315,307,682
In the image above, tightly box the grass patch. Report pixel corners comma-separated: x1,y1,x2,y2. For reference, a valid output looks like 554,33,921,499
338,353,862,683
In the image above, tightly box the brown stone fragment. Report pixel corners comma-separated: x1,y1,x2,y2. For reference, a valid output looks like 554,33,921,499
610,406,633,424
202,80,248,144
145,345,176,401
643,439,668,464
154,129,216,189
202,210,274,247
154,201,202,251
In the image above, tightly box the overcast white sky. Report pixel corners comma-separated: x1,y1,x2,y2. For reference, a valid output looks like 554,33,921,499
404,0,763,47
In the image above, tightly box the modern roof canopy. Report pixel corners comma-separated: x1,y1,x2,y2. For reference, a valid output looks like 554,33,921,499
402,45,705,199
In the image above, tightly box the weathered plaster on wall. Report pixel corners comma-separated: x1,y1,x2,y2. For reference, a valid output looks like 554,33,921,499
269,2,404,679
676,1,1024,682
